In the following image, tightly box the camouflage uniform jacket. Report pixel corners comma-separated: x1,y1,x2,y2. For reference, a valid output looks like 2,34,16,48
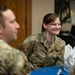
17,32,66,70
0,39,31,75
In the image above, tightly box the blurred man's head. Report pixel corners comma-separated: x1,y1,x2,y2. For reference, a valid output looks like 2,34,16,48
0,6,20,43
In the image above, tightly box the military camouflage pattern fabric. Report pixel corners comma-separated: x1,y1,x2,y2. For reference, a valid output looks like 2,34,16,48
17,32,66,70
0,39,31,75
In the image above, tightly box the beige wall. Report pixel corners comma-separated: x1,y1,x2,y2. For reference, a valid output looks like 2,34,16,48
32,0,54,34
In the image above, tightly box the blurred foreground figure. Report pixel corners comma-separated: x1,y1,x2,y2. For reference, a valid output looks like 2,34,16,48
0,6,32,75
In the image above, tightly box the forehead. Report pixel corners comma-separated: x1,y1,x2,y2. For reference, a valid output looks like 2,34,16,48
54,17,60,23
2,9,15,20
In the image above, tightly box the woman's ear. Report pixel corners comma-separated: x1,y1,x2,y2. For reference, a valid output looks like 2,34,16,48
43,23,47,29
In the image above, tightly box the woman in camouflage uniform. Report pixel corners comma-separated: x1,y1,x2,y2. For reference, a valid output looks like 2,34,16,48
17,13,66,70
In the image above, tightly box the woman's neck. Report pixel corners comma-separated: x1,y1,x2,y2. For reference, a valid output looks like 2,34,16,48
45,32,55,42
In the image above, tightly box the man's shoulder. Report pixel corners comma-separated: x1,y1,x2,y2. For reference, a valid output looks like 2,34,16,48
0,40,25,67
0,40,27,75
0,40,22,58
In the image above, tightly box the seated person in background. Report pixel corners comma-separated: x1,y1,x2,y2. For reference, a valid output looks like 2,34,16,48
0,6,32,75
17,13,66,70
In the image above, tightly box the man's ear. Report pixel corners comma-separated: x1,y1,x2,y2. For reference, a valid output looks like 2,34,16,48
0,24,3,33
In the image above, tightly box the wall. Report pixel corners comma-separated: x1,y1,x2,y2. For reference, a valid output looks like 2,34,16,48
32,0,54,34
